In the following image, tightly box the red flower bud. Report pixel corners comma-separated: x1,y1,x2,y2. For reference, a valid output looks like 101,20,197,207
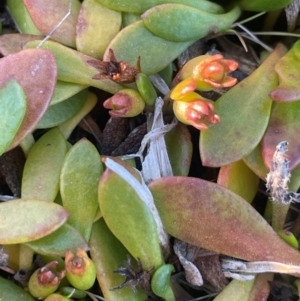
103,89,145,117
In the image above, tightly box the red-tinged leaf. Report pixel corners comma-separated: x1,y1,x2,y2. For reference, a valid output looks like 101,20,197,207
149,177,300,266
0,49,57,149
23,0,81,48
200,44,287,167
0,199,69,244
0,33,41,56
270,40,300,102
76,0,121,59
262,100,300,170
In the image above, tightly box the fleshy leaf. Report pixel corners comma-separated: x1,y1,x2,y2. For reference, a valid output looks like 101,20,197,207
23,0,81,47
90,219,147,301
76,0,121,59
262,100,300,170
0,48,57,149
200,44,287,167
217,159,259,203
270,40,300,102
0,80,26,155
60,139,102,241
0,33,41,56
151,264,175,301
0,199,69,244
149,176,300,265
142,4,240,42
25,40,123,94
6,0,41,35
98,160,164,271
95,0,224,13
104,21,195,75
0,276,35,301
21,128,67,202
37,89,88,128
26,224,88,257
243,142,269,180
50,81,87,105
58,91,97,139
213,279,255,301
165,123,192,176
237,0,293,11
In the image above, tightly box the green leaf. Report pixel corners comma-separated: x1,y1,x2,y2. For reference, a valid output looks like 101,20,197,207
142,4,240,42
165,123,192,176
90,219,147,301
95,0,224,13
21,128,67,202
6,0,41,34
0,199,69,244
50,81,87,105
98,159,164,270
243,142,269,180
60,139,103,241
76,0,121,59
0,276,35,301
58,92,98,139
37,89,88,128
25,40,123,94
217,160,259,203
200,44,287,167
149,176,300,265
262,100,300,171
0,80,26,155
0,48,57,150
237,0,293,11
23,0,81,47
26,224,88,257
151,264,175,301
213,279,255,301
104,21,195,75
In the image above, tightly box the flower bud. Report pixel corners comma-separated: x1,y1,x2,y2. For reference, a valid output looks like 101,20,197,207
175,54,238,91
28,261,66,298
103,89,145,117
170,78,197,101
173,96,220,130
44,293,70,301
65,248,96,291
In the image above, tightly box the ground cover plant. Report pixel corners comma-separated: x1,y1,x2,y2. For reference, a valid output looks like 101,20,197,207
1,0,300,300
